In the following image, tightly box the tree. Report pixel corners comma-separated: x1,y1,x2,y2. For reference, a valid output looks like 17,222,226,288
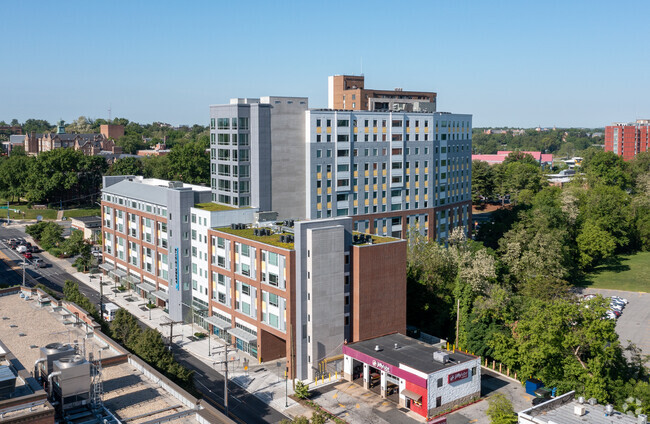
294,381,310,399
0,154,31,201
471,160,495,204
576,220,617,269
167,141,210,184
39,222,64,250
486,393,517,424
110,309,142,350
142,155,172,180
22,119,52,134
107,157,144,176
584,151,632,189
65,116,94,134
116,134,147,154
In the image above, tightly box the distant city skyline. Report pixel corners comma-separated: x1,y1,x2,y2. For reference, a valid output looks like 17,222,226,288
2,0,649,128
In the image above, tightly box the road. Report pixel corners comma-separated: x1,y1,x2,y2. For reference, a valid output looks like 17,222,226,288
0,225,289,424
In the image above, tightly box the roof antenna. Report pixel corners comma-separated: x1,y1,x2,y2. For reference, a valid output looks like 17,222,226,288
360,57,364,76
108,104,112,122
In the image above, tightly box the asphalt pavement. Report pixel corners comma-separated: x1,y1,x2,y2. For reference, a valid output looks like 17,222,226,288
0,224,289,424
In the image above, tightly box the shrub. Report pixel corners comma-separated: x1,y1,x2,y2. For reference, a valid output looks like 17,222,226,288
294,381,310,399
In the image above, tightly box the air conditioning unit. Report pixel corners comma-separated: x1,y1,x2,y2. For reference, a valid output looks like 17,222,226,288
574,405,586,416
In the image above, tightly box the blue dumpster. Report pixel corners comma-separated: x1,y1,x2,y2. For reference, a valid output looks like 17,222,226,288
525,378,544,396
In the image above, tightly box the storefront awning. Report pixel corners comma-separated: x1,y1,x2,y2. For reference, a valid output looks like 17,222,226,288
204,315,231,330
401,389,422,402
112,268,127,278
152,290,169,302
98,263,112,272
124,275,140,284
136,282,156,293
227,327,257,344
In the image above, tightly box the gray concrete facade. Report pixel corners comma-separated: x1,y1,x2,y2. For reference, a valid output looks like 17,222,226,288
209,97,308,219
294,217,352,380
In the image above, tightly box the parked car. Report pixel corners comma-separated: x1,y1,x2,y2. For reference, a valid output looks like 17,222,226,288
605,311,617,320
23,252,33,260
610,309,621,318
610,303,623,312
32,258,46,268
611,296,628,304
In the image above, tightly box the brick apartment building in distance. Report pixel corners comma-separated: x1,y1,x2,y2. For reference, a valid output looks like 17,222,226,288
328,74,437,112
209,75,472,241
24,122,124,156
605,119,650,160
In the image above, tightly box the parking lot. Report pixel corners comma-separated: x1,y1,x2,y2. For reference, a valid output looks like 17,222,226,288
583,288,650,365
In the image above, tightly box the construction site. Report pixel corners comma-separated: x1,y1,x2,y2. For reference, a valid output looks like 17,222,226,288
0,286,232,424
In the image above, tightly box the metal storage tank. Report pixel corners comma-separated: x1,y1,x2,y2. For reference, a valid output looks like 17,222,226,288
53,355,90,398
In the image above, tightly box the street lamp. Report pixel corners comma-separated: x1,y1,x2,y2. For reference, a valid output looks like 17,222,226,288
21,256,25,286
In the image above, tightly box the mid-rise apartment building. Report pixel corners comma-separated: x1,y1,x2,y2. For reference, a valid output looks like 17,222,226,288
306,109,472,239
100,177,407,380
100,176,212,322
206,217,406,379
605,119,650,160
209,76,472,241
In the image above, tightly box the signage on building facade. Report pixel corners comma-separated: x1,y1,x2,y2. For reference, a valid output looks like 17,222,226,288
372,359,391,373
448,369,469,384
174,248,179,291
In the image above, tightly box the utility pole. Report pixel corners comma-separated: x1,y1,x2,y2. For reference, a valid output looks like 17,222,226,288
22,256,25,286
455,297,460,351
99,276,103,320
213,344,236,417
160,319,183,350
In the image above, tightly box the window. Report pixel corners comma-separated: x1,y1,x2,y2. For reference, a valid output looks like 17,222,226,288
437,378,443,388
268,251,278,266
217,118,229,129
238,117,249,130
337,120,349,127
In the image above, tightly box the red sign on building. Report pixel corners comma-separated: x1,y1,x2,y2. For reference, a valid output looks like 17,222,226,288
448,369,469,383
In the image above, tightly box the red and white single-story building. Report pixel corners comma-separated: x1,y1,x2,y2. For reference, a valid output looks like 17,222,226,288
342,333,481,420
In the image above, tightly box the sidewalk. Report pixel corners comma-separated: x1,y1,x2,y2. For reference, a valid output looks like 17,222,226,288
25,233,316,420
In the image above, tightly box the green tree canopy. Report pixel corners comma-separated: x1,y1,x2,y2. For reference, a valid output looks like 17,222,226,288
107,157,144,176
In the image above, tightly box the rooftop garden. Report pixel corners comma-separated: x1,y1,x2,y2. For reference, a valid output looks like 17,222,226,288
352,231,397,245
194,202,237,212
216,227,295,249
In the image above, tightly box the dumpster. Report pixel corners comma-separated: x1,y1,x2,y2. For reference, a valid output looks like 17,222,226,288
525,378,544,396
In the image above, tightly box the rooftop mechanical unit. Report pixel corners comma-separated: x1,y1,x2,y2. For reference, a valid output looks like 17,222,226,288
0,366,16,400
50,355,91,411
36,343,75,381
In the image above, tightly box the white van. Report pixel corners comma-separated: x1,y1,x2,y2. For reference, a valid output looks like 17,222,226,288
16,245,27,253
102,303,120,322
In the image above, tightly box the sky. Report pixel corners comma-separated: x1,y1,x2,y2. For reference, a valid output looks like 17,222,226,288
2,0,649,128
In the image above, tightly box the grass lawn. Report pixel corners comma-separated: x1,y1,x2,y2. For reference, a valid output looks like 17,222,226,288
579,251,650,292
2,205,99,220
62,207,100,218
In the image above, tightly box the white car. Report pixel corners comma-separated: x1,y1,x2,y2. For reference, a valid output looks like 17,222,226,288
610,303,623,312
605,311,617,320
611,296,628,304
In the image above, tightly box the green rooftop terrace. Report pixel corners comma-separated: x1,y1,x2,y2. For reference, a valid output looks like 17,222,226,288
216,227,295,249
194,202,237,212
352,231,398,245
